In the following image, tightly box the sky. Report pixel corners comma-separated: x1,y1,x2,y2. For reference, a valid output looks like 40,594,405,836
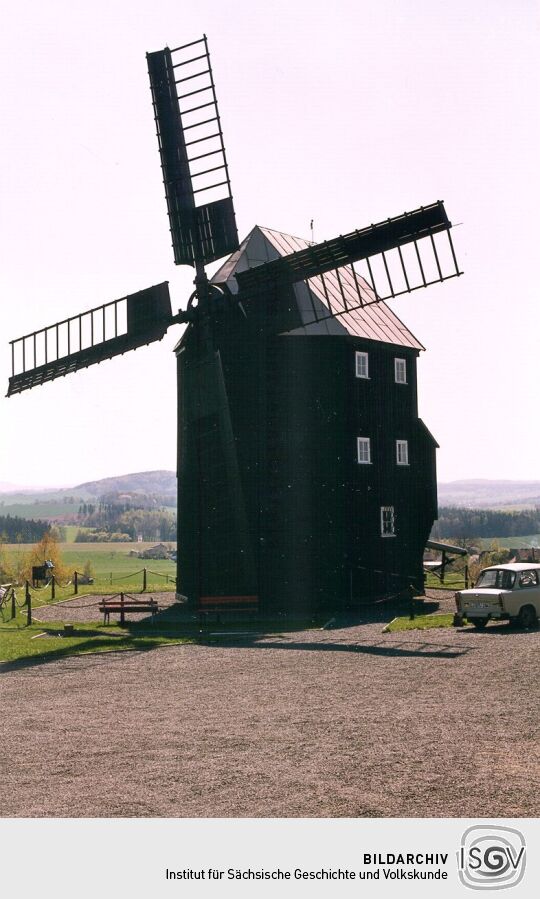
0,0,539,488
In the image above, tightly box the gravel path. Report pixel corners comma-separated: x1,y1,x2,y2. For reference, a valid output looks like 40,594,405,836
32,587,456,624
1,602,538,818
33,591,180,623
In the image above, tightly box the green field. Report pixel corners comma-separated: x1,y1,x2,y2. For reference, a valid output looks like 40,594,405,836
63,525,91,541
477,535,540,549
3,542,177,599
0,500,78,519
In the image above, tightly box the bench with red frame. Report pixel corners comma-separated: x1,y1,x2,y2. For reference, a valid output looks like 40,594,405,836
99,592,159,625
197,594,259,623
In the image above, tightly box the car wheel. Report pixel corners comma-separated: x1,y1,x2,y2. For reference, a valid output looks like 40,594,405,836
517,605,537,629
472,618,488,629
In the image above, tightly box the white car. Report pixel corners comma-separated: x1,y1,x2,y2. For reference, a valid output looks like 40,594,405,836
455,563,540,629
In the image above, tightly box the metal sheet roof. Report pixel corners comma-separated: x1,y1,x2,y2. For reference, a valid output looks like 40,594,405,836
426,540,468,556
212,225,424,349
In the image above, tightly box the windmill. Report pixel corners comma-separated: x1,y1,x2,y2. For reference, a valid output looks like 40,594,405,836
7,36,462,614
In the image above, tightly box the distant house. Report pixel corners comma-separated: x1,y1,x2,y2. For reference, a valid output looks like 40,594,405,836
139,543,171,560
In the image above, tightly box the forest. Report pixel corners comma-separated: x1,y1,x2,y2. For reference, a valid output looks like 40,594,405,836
432,507,540,539
0,515,49,543
75,500,176,542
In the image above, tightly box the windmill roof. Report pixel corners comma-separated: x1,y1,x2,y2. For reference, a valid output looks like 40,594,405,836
211,225,424,350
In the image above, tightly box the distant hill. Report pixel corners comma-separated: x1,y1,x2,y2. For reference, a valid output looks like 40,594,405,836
0,470,177,521
438,480,540,509
2,471,539,513
75,470,176,497
0,471,175,499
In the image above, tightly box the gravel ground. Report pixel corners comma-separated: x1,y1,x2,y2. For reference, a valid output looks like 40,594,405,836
32,591,179,624
1,592,538,818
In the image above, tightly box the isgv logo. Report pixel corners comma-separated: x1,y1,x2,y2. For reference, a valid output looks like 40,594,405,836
458,825,526,890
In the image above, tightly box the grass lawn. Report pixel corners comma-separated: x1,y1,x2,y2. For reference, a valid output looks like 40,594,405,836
385,613,457,632
0,605,322,665
0,611,193,665
2,609,462,662
424,571,468,590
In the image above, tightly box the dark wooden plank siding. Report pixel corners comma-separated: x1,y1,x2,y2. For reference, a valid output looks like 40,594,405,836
176,314,438,612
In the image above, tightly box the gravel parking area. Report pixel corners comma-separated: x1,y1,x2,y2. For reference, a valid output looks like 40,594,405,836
1,602,538,818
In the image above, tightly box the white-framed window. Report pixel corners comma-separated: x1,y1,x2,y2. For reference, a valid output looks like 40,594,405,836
355,351,369,379
357,437,371,464
380,506,396,536
394,358,407,384
396,440,409,465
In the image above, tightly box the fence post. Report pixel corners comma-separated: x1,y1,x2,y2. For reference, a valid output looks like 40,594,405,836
51,575,55,600
11,588,16,620
441,552,447,584
110,572,113,586
465,564,469,589
120,592,125,627
26,581,32,626
74,570,78,595
143,568,147,592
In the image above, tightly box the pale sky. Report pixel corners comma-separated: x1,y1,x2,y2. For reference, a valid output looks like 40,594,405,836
1,0,539,488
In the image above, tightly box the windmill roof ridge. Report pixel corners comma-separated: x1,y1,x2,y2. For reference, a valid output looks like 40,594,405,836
256,225,315,247
209,224,424,350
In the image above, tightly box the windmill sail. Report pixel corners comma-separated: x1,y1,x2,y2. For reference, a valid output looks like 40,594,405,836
147,37,239,268
234,201,461,329
7,283,173,396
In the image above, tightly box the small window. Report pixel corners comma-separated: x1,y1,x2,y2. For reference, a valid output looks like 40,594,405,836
355,351,369,379
357,437,371,464
381,506,395,536
396,440,409,465
394,358,407,384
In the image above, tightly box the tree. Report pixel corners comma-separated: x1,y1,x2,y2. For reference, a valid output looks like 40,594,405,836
0,540,12,582
25,531,68,582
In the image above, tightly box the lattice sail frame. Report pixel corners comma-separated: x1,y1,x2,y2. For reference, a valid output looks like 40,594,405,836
7,284,173,396
147,36,239,267
234,202,462,329
6,32,464,401
293,225,460,328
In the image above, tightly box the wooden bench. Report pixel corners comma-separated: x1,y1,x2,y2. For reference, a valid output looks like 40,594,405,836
99,593,159,625
197,595,259,623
